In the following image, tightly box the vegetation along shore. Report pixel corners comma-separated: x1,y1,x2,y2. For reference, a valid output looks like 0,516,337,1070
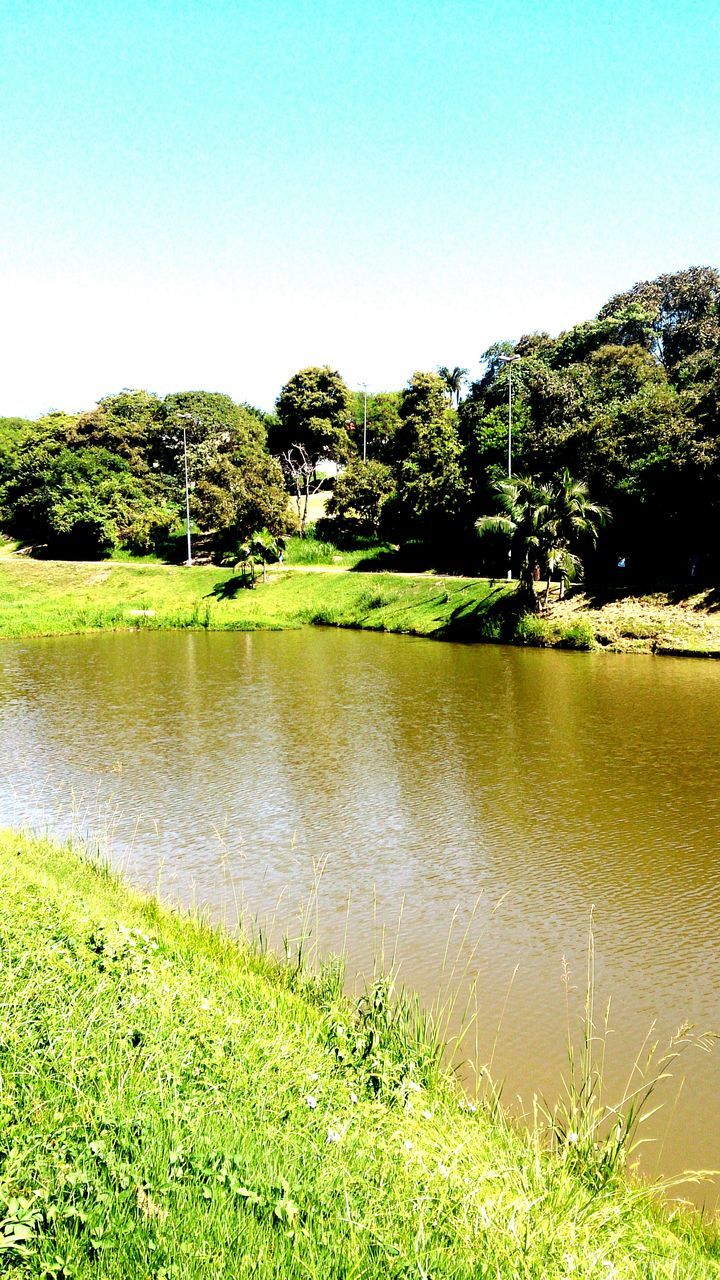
1,553,720,656
0,828,717,1277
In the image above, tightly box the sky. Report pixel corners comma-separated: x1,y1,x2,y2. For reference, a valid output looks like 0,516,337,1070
1,0,719,418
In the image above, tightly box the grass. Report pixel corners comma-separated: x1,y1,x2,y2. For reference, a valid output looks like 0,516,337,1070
1,555,719,655
0,828,717,1278
282,534,391,568
549,587,720,657
0,557,515,642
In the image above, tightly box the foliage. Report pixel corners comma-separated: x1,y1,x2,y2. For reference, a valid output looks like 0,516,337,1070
1,263,720,581
437,365,468,406
348,390,402,463
273,366,353,464
325,458,395,539
0,389,288,558
2,444,177,558
477,471,608,609
462,267,720,581
390,372,470,547
597,266,720,375
230,530,283,585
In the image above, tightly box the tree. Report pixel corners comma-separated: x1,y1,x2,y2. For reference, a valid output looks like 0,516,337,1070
280,442,325,536
437,366,468,406
230,530,283,585
476,472,607,609
273,366,352,465
4,445,174,558
391,372,469,548
75,389,163,471
348,390,402,463
159,393,289,549
597,267,720,376
476,477,552,609
542,470,609,601
324,459,395,540
250,530,283,582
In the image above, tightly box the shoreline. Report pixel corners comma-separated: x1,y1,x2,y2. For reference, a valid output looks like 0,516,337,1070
0,556,719,657
1,826,717,1277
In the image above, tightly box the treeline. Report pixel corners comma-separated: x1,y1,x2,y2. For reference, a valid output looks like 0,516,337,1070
0,392,288,560
1,265,719,583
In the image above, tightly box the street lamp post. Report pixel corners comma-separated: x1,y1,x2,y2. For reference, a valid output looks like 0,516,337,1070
175,413,196,566
498,354,521,579
360,383,368,462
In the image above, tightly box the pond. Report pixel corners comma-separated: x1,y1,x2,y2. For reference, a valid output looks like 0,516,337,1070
1,628,718,1206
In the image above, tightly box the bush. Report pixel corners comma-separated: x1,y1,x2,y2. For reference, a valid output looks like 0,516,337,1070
515,614,551,646
558,620,596,650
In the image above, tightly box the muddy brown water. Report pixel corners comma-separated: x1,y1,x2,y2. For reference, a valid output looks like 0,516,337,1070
1,629,718,1209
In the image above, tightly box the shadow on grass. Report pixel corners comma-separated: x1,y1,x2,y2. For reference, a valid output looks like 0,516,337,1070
665,583,720,612
580,580,720,613
435,584,523,643
206,574,252,600
349,543,484,575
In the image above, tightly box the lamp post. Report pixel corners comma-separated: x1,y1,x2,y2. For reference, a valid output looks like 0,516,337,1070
498,354,521,579
360,383,368,462
175,413,196,566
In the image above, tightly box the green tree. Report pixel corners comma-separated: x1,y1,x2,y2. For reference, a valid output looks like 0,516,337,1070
4,445,172,558
437,366,468,406
348,390,402,463
476,476,551,609
597,267,720,376
391,372,469,547
273,366,352,464
160,393,289,548
229,530,283,585
541,470,609,601
325,459,395,540
476,472,607,609
75,389,163,471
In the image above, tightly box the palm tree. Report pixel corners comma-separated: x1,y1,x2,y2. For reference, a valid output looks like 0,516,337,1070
437,366,468,407
545,470,609,600
477,472,609,610
476,476,552,609
232,531,283,586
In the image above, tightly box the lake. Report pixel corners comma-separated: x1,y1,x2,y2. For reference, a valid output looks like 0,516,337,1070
1,628,718,1207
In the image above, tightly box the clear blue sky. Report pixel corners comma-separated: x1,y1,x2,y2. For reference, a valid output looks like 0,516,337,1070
2,0,719,416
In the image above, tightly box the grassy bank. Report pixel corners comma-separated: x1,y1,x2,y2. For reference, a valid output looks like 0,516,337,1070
0,557,515,642
1,829,717,1277
1,556,719,654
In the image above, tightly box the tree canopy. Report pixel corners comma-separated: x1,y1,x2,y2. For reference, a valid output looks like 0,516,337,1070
273,366,353,464
2,265,719,583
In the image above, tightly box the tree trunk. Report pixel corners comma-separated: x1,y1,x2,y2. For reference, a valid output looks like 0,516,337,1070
518,572,539,612
544,575,552,608
301,477,310,537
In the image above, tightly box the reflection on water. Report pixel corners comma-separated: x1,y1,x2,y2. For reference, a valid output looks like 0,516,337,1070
1,629,719,1206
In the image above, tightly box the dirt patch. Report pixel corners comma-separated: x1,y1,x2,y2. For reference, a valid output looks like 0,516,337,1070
549,589,720,656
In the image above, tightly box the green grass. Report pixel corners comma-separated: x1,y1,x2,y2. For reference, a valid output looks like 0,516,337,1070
0,829,717,1278
282,533,393,567
0,558,515,642
2,557,720,656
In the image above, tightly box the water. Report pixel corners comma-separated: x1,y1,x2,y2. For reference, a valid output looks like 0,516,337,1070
1,628,719,1207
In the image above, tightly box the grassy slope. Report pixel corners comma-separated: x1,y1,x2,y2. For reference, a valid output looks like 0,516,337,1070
0,558,513,642
0,830,716,1278
1,557,720,654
